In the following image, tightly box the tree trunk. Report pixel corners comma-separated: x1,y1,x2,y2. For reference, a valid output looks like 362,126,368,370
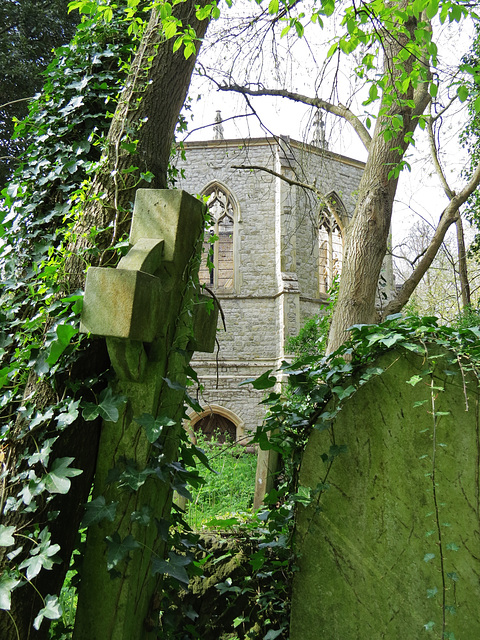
0,4,208,639
326,9,430,353
66,2,209,289
456,215,471,308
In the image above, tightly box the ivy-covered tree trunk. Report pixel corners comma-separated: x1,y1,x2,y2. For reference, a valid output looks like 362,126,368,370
0,3,208,639
66,3,209,288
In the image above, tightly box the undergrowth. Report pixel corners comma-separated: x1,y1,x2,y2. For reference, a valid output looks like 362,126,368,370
186,433,257,530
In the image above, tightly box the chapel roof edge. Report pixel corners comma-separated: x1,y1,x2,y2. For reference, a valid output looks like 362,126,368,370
179,136,365,170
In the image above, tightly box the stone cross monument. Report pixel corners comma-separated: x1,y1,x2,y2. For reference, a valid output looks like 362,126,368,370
74,190,217,640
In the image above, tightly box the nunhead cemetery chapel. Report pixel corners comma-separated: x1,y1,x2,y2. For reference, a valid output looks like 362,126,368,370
176,129,369,443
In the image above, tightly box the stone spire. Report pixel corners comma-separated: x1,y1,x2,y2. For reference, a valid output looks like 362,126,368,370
213,110,224,140
311,109,327,149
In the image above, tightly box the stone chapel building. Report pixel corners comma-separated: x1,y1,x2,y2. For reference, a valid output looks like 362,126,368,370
176,128,368,442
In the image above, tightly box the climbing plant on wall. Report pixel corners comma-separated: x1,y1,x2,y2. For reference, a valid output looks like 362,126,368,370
0,8,140,637
0,0,223,633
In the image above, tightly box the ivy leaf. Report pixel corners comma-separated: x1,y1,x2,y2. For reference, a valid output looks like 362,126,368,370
0,525,16,547
264,629,285,640
45,457,82,494
328,444,347,460
46,323,78,365
56,400,80,428
33,594,62,630
446,542,460,551
118,461,154,491
98,387,127,422
426,586,438,598
423,553,435,563
130,505,152,526
29,408,54,430
171,480,193,501
27,437,57,467
151,552,190,584
106,533,141,570
240,369,276,390
185,392,203,413
19,531,61,580
0,574,21,611
190,444,215,472
292,485,312,505
81,496,118,528
380,332,404,348
81,401,100,421
406,374,422,386
135,413,175,443
332,384,356,401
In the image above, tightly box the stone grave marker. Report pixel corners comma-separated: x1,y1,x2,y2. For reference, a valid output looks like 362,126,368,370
290,347,480,639
74,189,217,640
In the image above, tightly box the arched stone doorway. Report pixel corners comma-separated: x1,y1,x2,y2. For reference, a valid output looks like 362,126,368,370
194,412,236,443
187,405,246,444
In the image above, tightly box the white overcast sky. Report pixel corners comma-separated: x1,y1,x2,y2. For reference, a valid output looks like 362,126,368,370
181,3,475,248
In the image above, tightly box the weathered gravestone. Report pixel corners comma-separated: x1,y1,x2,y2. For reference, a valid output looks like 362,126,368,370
74,190,217,640
290,347,480,639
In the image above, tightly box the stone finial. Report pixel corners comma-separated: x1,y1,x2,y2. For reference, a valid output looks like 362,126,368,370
311,109,328,149
213,110,224,140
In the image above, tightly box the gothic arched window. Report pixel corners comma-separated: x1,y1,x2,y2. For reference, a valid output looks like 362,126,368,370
199,184,236,291
319,195,344,294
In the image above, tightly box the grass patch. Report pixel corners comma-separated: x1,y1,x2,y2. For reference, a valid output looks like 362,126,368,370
186,434,257,530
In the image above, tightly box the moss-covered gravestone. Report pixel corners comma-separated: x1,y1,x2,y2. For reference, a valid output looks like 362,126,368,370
291,348,480,639
74,190,217,640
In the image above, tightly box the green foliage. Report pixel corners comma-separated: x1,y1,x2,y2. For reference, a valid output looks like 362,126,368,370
461,21,480,254
271,0,480,178
70,0,220,58
246,312,480,637
0,6,139,627
186,433,257,530
452,304,480,329
48,569,78,640
0,0,80,187
161,499,292,639
286,278,338,358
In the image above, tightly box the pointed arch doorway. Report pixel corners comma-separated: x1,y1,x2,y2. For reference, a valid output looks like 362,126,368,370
194,412,237,443
187,405,246,443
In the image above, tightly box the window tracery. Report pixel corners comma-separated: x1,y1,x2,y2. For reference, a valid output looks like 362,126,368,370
199,184,235,291
318,204,343,295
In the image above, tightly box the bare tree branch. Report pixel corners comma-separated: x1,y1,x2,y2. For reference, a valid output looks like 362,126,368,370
232,163,348,233
427,107,454,199
427,106,471,306
430,96,457,123
0,97,34,111
214,81,373,151
181,113,252,141
382,161,480,318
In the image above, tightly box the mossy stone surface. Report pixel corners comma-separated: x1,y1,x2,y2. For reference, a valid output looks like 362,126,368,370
291,348,480,639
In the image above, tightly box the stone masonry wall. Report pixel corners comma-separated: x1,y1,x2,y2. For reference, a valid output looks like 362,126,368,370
176,137,364,433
